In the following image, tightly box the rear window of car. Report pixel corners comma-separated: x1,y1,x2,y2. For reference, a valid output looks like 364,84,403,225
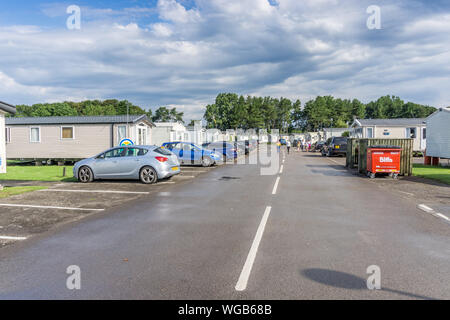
154,147,173,156
126,148,148,157
334,137,347,144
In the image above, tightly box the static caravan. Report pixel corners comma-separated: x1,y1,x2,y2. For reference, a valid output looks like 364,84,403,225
351,118,427,152
425,107,450,159
323,128,348,140
0,101,17,173
152,122,188,146
5,115,153,161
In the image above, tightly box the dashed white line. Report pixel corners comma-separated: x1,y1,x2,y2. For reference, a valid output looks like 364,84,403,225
235,206,272,291
279,165,284,174
417,204,450,222
0,236,27,241
435,213,450,222
0,204,104,211
272,177,281,195
418,204,434,213
39,189,149,194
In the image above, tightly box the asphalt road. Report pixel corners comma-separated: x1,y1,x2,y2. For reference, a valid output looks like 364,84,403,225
0,147,449,299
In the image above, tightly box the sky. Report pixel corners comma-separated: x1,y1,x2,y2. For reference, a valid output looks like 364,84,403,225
0,0,449,121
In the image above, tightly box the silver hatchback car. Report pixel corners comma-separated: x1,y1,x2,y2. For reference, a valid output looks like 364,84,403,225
73,145,180,184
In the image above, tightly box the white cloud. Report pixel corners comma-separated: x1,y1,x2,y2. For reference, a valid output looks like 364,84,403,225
0,0,449,122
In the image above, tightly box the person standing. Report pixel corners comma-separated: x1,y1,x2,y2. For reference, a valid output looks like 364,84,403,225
286,140,291,154
276,140,281,153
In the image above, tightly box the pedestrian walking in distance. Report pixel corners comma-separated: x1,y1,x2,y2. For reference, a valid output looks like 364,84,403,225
286,140,291,154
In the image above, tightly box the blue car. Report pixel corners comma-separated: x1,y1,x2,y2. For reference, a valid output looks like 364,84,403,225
202,142,240,159
161,142,221,167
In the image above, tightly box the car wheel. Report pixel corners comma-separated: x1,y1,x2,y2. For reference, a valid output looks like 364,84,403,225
140,166,158,184
202,157,212,167
78,166,94,183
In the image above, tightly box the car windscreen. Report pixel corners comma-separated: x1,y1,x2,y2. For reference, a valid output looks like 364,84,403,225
334,137,347,144
154,147,173,156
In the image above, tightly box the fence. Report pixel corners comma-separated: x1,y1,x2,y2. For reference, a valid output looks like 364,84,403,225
346,138,414,176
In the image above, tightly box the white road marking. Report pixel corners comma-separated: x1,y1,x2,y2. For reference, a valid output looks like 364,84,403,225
418,204,434,213
272,177,280,195
279,165,284,174
417,204,450,222
39,189,149,194
282,160,285,164
0,236,27,241
0,204,104,211
235,206,272,291
176,175,195,178
435,213,450,222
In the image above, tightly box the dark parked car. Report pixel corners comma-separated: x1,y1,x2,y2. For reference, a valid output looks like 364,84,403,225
321,137,348,157
202,141,241,159
314,141,326,152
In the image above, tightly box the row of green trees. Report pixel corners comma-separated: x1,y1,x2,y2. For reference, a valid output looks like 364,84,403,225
12,100,184,123
10,95,436,132
203,93,436,132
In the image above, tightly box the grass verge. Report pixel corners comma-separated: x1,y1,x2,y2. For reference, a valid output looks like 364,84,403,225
0,186,48,199
0,166,76,182
412,164,450,185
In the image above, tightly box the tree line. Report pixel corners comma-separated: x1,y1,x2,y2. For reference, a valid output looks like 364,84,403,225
10,95,436,132
203,93,436,132
10,99,184,123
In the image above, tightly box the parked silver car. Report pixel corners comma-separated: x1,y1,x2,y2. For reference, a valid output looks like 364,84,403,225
73,145,180,184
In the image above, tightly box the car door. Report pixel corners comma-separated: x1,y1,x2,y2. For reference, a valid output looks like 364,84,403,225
166,143,181,159
119,147,145,178
178,143,194,164
94,147,126,178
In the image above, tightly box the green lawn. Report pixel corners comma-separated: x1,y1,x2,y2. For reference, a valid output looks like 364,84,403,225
413,164,450,185
0,166,76,182
0,186,48,199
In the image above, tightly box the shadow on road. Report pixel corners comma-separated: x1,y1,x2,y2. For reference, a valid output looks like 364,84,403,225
306,164,346,170
301,268,437,300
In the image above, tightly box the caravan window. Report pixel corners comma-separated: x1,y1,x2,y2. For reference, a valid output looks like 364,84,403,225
61,126,74,139
118,126,127,143
406,128,417,139
30,127,41,143
5,127,11,143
